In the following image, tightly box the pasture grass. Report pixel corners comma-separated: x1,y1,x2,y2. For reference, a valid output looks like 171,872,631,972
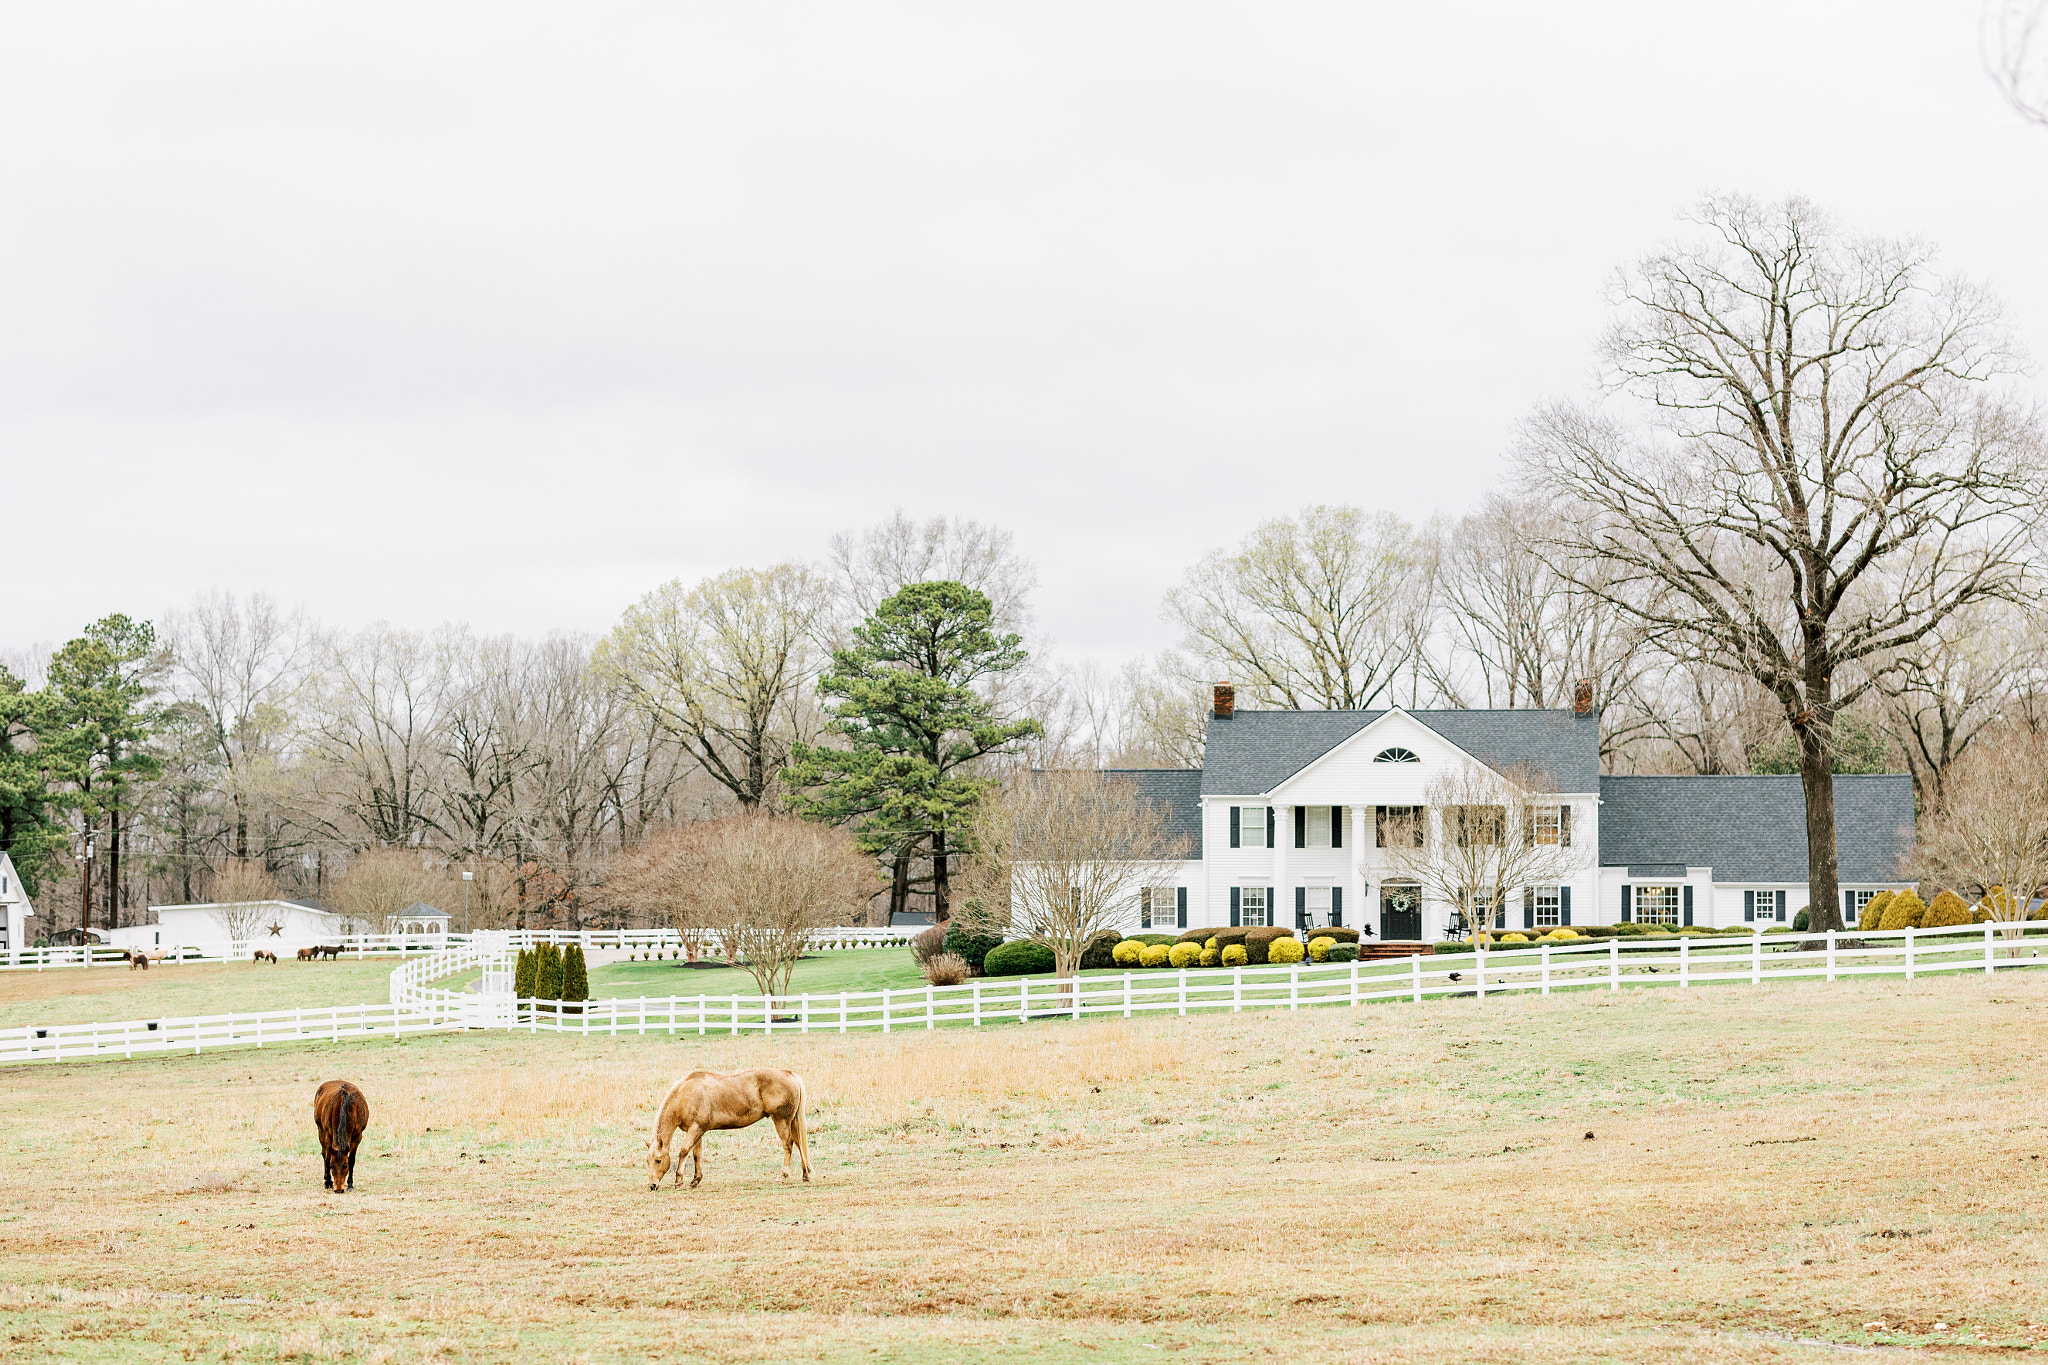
4,972,2048,1362
0,958,411,1031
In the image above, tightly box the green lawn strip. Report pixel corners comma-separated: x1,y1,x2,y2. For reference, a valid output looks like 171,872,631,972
0,959,411,1031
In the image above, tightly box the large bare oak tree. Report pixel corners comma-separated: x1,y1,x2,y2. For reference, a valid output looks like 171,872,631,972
1520,196,2043,929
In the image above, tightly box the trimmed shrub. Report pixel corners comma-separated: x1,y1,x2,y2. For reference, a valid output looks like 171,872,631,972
1924,889,1972,928
1309,926,1361,944
1221,944,1248,967
1139,943,1172,968
984,940,1057,976
944,918,1006,973
1211,927,1252,951
1859,890,1895,928
1081,930,1124,970
1168,941,1202,969
911,923,948,967
561,944,589,1004
1879,889,1927,931
1328,943,1359,963
2032,903,2048,921
1792,906,1810,933
1575,924,1619,938
923,953,971,986
1611,922,1648,936
1112,940,1145,967
1125,933,1179,946
514,948,536,999
1244,927,1296,964
1268,937,1307,964
1978,886,2022,920
1498,932,1530,943
1546,927,1581,939
1308,935,1337,962
534,943,563,1001
1199,946,1221,967
1175,927,1211,945
1205,936,1219,951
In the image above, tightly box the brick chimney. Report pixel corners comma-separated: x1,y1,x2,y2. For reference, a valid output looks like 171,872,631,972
1213,681,1236,718
1573,678,1594,716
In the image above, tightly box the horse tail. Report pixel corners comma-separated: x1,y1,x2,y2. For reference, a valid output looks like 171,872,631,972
788,1071,808,1139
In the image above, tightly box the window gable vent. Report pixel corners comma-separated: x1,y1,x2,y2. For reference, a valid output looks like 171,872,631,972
1373,747,1420,763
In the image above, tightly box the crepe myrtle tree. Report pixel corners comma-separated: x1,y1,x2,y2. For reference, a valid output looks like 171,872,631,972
1913,726,2048,954
955,770,1192,982
1376,764,1584,951
206,859,281,945
1520,195,2045,930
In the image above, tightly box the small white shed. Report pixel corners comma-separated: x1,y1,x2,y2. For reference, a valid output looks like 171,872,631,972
0,853,35,957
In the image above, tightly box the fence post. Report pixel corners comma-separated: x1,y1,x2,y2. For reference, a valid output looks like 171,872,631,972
1541,944,1551,996
840,991,849,1034
1411,953,1422,1004
1826,930,1837,982
1751,933,1761,986
1290,965,1300,1011
1985,923,1995,975
1476,951,1486,1000
1020,978,1029,1024
1071,974,1081,1021
1350,959,1359,1008
1233,967,1244,1012
1179,969,1188,1017
972,981,981,1029
698,993,706,1037
1906,927,1916,981
802,993,810,1034
1680,939,1690,989
927,984,935,1031
1609,940,1619,991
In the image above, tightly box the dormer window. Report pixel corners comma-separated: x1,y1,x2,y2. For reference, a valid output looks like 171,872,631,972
1373,747,1419,763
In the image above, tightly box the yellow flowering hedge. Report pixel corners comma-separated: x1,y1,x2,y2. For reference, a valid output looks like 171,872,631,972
1268,937,1306,964
1308,935,1337,962
1221,945,1248,967
1139,943,1172,968
1168,941,1202,968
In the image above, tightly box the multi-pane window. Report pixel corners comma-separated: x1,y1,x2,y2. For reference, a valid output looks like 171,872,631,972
1446,804,1505,847
1532,886,1562,927
1305,806,1332,848
1635,885,1681,926
1239,806,1268,848
1848,890,1876,924
1529,804,1571,846
1140,886,1177,929
1376,805,1425,848
1305,886,1332,926
1240,886,1270,927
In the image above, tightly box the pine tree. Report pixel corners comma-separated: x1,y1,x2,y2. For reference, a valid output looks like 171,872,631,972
0,668,61,898
44,617,166,930
787,581,1040,922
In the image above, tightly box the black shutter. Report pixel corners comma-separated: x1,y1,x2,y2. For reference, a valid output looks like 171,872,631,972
1373,806,1383,848
1744,891,1755,923
1229,887,1240,927
1177,887,1187,928
1267,808,1276,846
1523,889,1534,929
1560,886,1571,926
1294,806,1306,848
1776,890,1787,923
1683,885,1693,926
1559,806,1571,848
1620,884,1632,922
1229,807,1240,848
1295,886,1307,929
1331,807,1343,847
1331,886,1343,927
1844,889,1855,923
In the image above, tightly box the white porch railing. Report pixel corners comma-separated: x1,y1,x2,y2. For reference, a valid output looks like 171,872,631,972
3,922,2043,1065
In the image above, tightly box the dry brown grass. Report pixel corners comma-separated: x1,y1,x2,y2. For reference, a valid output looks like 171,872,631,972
3,973,2048,1362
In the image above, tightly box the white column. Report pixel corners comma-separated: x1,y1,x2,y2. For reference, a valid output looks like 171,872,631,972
1273,805,1290,929
1350,805,1368,933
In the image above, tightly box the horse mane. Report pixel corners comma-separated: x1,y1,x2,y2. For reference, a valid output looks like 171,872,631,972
334,1087,354,1157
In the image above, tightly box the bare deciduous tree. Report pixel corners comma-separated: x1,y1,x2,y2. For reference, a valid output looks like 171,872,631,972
1377,764,1585,950
1167,505,1422,711
957,770,1192,981
333,847,441,935
1876,602,2045,810
206,860,281,943
613,815,874,996
830,511,1038,639
1520,195,2044,929
1913,726,2048,951
595,565,832,810
1987,0,2048,125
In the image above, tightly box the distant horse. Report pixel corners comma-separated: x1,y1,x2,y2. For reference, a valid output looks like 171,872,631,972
252,950,277,964
126,951,150,971
644,1068,811,1191
314,944,344,960
312,1080,370,1193
296,947,315,961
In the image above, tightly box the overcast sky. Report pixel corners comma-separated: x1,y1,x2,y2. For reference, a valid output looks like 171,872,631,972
3,1,2044,670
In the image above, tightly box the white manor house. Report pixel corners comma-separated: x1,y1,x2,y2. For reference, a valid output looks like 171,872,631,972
1113,683,1914,941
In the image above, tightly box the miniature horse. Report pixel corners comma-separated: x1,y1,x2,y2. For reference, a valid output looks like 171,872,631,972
645,1067,811,1190
252,949,277,964
312,1080,370,1193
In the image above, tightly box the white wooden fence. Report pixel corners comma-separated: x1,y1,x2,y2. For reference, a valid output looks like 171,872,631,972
4,923,2042,1065
0,926,913,971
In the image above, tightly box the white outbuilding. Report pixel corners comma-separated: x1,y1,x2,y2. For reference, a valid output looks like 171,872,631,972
1,852,35,958
139,899,355,954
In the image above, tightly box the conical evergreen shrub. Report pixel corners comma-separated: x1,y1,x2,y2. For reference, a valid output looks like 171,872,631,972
1924,889,1972,928
514,948,536,999
561,944,589,1012
535,943,563,1002
1879,889,1927,931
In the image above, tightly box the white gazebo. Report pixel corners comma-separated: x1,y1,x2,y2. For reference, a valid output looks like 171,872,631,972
396,902,451,937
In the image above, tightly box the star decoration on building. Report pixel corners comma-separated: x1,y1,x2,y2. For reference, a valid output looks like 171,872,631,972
267,921,285,936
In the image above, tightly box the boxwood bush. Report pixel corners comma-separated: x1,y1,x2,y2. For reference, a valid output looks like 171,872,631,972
1199,946,1221,967
1268,937,1307,964
1307,935,1337,962
1112,940,1144,967
983,940,1056,976
1859,890,1895,929
1924,889,1972,928
1328,943,1360,963
1211,927,1252,951
944,918,1006,973
1175,927,1211,945
1139,943,1171,968
1080,929,1124,970
1880,889,1928,930
1244,928,1296,964
1311,926,1361,944
1221,944,1248,967
1168,941,1202,968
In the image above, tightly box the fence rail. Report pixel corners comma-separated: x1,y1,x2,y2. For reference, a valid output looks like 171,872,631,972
4,923,2043,1065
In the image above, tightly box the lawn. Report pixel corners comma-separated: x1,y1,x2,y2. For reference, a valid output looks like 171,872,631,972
0,957,415,1031
4,971,2047,1363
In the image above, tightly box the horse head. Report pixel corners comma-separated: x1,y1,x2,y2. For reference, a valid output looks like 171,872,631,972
645,1136,671,1190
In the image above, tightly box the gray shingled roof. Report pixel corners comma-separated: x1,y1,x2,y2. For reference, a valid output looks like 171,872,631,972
1199,707,1601,795
1104,769,1204,859
1597,775,1914,883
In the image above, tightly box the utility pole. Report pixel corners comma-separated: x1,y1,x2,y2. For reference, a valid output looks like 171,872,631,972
79,823,95,946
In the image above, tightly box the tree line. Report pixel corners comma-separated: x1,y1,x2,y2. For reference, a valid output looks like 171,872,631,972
4,196,2044,935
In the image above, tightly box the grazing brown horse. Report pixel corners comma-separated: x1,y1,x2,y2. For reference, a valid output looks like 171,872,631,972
126,951,150,971
644,1068,811,1190
312,1080,370,1193
252,950,277,964
296,947,315,960
314,944,344,960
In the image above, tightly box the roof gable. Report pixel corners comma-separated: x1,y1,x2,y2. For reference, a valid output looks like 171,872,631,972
1201,706,1600,795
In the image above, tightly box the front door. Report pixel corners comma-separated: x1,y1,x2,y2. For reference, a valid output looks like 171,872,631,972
1381,885,1421,941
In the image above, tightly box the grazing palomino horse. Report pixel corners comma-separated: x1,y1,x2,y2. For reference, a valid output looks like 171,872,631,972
312,1080,370,1193
644,1068,811,1190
